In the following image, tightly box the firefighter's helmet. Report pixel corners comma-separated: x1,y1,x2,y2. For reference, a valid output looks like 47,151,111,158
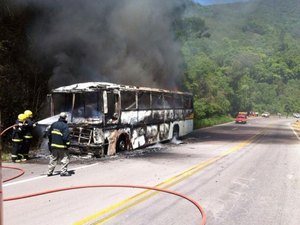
18,113,27,122
59,112,67,119
24,110,33,117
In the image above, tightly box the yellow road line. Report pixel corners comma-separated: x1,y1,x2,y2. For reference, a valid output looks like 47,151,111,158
74,132,262,225
291,123,300,140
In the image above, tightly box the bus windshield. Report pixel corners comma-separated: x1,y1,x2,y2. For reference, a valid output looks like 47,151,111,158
52,92,104,123
52,93,73,115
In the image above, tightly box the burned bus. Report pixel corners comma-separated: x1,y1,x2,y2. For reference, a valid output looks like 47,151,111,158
39,82,194,157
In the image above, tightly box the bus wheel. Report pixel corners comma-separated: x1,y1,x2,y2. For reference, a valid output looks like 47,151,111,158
173,125,179,139
93,147,104,158
116,135,128,152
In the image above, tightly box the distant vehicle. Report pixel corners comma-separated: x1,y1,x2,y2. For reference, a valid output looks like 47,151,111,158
293,113,300,118
261,112,270,118
235,114,247,124
250,111,259,117
238,112,248,116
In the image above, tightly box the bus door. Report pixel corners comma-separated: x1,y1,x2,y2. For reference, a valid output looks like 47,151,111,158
104,90,120,124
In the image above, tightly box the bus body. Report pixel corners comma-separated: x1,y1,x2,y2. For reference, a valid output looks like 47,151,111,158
39,82,193,157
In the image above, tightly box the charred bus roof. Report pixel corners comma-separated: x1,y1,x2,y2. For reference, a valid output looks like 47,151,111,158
51,82,192,96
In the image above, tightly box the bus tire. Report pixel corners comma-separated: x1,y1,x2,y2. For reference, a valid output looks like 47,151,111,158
93,147,104,158
103,139,109,155
116,134,128,152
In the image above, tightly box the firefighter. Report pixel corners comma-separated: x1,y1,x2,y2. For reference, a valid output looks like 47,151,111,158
47,112,71,176
11,113,27,162
22,110,37,160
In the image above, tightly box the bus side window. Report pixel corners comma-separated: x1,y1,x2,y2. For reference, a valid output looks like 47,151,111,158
184,96,193,109
121,91,136,110
164,94,173,109
138,92,151,110
152,93,163,109
174,94,183,109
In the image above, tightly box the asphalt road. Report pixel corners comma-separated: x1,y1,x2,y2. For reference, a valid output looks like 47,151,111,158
2,117,300,225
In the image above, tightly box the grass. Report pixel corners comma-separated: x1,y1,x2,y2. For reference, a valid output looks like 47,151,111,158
194,115,233,129
1,152,11,161
0,141,13,161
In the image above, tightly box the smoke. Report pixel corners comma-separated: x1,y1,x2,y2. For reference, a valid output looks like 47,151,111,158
13,0,188,89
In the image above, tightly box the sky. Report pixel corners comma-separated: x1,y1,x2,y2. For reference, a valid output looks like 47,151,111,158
193,0,250,5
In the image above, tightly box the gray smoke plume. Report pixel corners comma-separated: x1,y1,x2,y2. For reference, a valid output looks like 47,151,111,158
13,0,188,89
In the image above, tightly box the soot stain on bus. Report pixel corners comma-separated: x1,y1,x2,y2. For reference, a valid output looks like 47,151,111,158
37,82,194,158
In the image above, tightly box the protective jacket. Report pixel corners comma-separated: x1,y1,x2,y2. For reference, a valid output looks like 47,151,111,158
48,117,70,149
12,119,24,143
23,118,36,139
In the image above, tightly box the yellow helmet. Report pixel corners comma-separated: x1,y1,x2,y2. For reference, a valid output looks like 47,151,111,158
24,110,33,117
18,113,27,122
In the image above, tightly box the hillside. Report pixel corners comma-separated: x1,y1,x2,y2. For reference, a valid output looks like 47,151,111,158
181,0,300,124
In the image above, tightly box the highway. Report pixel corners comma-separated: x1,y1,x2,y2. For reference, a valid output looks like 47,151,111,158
2,117,300,225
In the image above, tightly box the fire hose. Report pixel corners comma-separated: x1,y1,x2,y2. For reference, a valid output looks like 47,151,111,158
0,124,15,137
2,167,207,225
2,166,25,182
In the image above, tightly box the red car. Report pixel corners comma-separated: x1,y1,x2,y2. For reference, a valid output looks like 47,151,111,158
235,114,247,124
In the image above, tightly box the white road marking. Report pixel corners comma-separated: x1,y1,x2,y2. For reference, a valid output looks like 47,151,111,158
3,163,99,187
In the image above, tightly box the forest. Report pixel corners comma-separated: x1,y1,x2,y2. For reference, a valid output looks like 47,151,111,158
1,0,300,138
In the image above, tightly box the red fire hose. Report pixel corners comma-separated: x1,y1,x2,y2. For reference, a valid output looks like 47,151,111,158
0,125,15,137
3,184,206,224
2,166,25,182
2,168,206,225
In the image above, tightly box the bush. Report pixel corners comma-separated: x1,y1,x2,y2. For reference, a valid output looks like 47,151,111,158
194,115,233,129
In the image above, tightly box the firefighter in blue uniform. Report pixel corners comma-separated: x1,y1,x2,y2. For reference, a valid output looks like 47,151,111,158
11,113,27,162
47,112,71,176
22,110,37,160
